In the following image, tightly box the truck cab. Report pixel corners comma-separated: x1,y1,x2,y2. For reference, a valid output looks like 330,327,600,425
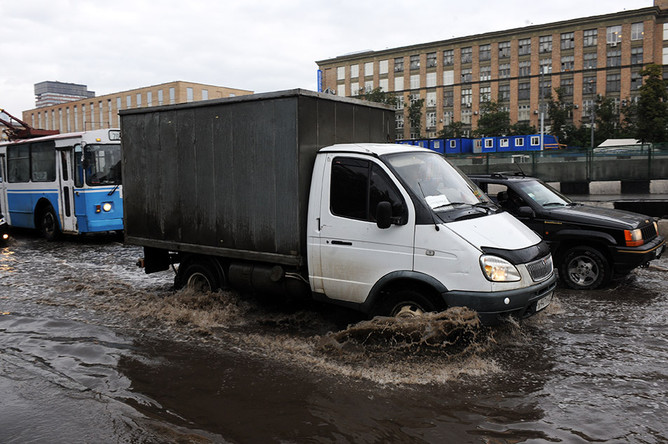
307,145,556,323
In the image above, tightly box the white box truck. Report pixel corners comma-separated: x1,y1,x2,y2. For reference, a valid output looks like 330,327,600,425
121,90,556,324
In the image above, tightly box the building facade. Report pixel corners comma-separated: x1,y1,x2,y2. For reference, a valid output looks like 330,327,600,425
22,81,253,133
317,2,668,140
34,81,96,108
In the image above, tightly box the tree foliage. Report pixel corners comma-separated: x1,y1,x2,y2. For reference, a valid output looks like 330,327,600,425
407,98,424,137
437,121,466,138
635,64,668,144
473,101,510,137
546,87,573,143
356,87,398,107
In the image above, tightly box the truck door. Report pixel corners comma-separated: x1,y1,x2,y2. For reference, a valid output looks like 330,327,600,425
313,154,414,304
56,148,77,233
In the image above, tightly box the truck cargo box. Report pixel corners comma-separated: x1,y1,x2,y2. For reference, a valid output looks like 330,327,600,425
120,89,394,266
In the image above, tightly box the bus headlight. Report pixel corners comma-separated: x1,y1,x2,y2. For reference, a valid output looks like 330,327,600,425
480,255,521,282
102,203,112,212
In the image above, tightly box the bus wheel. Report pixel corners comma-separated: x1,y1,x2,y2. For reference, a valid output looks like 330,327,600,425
40,206,61,241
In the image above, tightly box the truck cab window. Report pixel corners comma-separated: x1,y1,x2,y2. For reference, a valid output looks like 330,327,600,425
331,157,405,222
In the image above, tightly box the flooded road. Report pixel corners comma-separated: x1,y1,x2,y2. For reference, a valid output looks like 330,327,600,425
1,232,667,443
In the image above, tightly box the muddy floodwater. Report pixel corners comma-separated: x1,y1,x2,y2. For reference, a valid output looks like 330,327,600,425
1,232,667,443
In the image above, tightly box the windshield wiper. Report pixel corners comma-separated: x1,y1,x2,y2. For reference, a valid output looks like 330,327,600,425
108,184,120,196
543,202,567,207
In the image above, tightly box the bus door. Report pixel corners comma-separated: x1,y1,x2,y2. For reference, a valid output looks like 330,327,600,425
0,154,8,219
56,147,77,233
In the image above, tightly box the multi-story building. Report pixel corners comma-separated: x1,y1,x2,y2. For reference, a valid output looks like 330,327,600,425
22,81,253,133
34,81,96,108
316,1,668,140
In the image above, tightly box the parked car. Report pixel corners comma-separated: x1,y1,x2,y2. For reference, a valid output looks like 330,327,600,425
469,173,665,290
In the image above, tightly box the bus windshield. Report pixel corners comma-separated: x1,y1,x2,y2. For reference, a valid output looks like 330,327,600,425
84,144,121,186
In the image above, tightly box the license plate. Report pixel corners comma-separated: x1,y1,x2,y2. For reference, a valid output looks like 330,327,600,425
536,293,552,312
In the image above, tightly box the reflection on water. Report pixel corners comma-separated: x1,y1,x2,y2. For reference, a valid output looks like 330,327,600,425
0,232,667,443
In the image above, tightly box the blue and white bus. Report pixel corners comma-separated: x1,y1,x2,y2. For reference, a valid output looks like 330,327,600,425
0,129,123,240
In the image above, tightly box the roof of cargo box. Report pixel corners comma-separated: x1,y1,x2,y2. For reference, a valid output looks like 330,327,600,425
118,88,394,115
320,143,433,157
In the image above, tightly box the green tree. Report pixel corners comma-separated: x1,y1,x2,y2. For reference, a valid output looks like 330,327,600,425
509,121,537,136
357,87,398,107
407,98,424,137
635,64,668,144
595,95,621,143
473,100,510,137
437,121,466,138
546,87,573,143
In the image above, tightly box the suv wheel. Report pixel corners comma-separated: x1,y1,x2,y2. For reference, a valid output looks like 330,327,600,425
560,246,610,290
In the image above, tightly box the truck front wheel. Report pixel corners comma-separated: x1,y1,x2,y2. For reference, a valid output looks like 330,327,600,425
560,246,610,290
175,259,225,293
378,290,438,319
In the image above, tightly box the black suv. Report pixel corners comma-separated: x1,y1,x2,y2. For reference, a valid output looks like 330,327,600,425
469,173,665,290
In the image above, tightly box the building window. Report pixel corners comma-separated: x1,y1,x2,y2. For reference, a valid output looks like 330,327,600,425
583,76,597,96
351,82,360,96
561,32,574,50
540,78,551,99
607,49,622,67
394,57,404,72
461,109,472,124
443,70,454,86
461,47,472,64
498,84,510,102
631,47,643,65
426,91,437,107
583,29,597,47
443,89,454,107
606,73,621,93
518,38,531,56
461,88,472,106
147,91,153,106
518,82,530,100
379,78,389,91
443,110,454,126
606,25,622,45
362,62,372,77
169,87,175,104
539,58,552,74
395,114,404,130
461,68,472,83
137,93,142,107
201,90,208,101
519,61,531,77
480,86,491,102
479,44,491,61
443,50,454,66
337,66,345,80
518,104,531,121
560,78,574,97
126,95,132,108
350,64,359,78
498,41,511,58
426,52,437,68
561,55,575,72
583,52,597,70
158,90,164,105
479,66,491,81
631,22,644,40
394,76,404,91
631,71,643,90
117,97,122,111
499,63,510,79
426,72,437,88
410,55,420,70
539,35,552,53
426,111,437,129
395,95,404,110
379,60,388,74
410,74,420,89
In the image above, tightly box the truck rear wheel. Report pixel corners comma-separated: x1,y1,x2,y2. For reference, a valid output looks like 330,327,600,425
379,290,438,318
175,259,225,293
560,246,610,290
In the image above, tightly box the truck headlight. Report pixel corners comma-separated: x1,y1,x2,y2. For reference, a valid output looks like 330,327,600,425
480,255,521,282
624,228,643,247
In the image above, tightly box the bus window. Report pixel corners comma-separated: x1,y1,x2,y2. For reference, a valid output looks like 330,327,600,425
84,144,122,186
74,144,84,187
7,145,30,183
30,141,56,182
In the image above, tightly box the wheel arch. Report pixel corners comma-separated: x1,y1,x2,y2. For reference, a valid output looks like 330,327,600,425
553,237,613,265
174,253,228,290
363,270,448,314
34,197,60,230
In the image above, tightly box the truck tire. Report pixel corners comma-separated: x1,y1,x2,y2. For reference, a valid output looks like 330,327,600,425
560,246,610,290
176,260,224,293
40,206,60,241
378,290,438,318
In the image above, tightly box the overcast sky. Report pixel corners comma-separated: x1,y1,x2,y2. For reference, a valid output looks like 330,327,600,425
0,0,652,115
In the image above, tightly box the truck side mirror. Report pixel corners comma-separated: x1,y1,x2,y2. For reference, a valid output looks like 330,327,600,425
376,201,393,229
518,206,535,218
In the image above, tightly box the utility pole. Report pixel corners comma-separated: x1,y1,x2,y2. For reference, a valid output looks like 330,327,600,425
589,79,595,150
539,68,545,151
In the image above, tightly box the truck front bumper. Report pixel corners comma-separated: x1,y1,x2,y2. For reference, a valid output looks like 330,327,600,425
442,273,558,325
611,235,665,274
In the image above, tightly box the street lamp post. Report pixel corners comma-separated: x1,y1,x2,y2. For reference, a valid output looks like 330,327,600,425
539,68,545,151
589,79,595,150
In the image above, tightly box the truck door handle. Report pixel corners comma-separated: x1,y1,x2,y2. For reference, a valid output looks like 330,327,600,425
331,240,353,246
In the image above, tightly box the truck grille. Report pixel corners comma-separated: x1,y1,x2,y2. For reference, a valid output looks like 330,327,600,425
641,223,657,243
526,255,553,282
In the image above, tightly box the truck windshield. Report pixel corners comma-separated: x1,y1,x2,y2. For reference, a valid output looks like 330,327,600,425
384,151,491,211
515,180,572,207
84,144,122,186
